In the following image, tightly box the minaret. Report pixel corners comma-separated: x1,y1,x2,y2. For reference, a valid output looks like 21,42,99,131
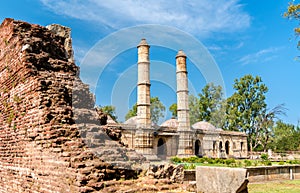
134,39,156,160
176,50,192,156
136,38,151,129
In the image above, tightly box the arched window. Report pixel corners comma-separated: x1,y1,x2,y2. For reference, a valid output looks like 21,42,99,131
195,140,202,156
225,141,230,155
157,138,166,159
213,141,216,151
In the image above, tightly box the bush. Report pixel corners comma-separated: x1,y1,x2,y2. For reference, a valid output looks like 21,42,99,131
287,160,300,165
244,159,252,167
225,158,236,166
215,158,225,164
261,153,269,161
263,160,272,166
183,163,196,170
253,160,259,166
187,156,199,163
279,161,285,165
171,156,182,163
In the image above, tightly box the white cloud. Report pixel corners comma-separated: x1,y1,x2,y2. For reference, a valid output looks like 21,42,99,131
238,47,282,65
40,0,250,36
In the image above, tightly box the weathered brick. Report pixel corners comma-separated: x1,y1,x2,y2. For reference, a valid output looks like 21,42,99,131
0,18,141,193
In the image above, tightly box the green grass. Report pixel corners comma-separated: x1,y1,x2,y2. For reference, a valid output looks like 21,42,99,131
248,180,300,193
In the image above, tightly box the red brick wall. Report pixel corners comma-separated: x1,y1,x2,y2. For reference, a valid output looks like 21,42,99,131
0,18,140,193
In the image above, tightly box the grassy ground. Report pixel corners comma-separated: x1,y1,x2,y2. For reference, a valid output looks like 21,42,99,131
248,180,300,193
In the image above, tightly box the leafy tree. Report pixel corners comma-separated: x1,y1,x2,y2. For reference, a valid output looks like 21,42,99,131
188,83,224,126
253,104,287,152
97,105,118,122
125,103,137,121
284,2,300,48
198,83,223,122
169,103,177,118
225,75,268,152
210,99,227,129
269,120,300,152
125,96,165,124
150,96,166,124
188,94,200,125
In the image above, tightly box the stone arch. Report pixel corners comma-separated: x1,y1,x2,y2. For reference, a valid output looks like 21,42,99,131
195,139,202,157
225,141,230,155
219,141,223,152
157,138,166,159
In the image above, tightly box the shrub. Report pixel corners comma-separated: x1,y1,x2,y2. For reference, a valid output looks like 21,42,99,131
236,161,243,168
253,160,259,166
171,156,182,163
261,153,269,161
263,160,272,166
207,158,215,164
187,156,199,163
278,161,285,165
287,160,300,164
215,158,225,164
183,163,196,170
225,158,236,166
244,159,252,167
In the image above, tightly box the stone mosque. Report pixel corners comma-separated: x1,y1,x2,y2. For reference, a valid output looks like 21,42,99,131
108,39,248,160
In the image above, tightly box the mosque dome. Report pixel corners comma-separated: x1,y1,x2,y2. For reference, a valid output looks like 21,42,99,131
160,118,178,128
192,121,216,131
124,116,138,125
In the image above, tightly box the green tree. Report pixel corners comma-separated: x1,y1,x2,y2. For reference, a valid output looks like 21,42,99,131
169,103,177,118
125,96,166,124
188,83,224,126
125,103,137,121
97,105,118,122
210,99,227,129
225,75,268,152
253,104,287,152
189,94,200,125
198,83,223,122
269,120,300,152
150,96,166,124
284,2,300,48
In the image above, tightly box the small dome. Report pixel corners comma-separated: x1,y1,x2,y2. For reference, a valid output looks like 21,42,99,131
176,50,186,58
137,38,149,47
160,118,178,128
124,116,138,125
192,121,216,130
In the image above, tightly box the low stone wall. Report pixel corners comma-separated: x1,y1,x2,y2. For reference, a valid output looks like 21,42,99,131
184,165,300,183
196,166,248,193
246,165,300,182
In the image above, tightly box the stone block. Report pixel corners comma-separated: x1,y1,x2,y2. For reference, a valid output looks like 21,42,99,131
196,166,248,193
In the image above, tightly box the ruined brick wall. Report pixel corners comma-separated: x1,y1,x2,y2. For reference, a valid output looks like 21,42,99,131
0,18,143,193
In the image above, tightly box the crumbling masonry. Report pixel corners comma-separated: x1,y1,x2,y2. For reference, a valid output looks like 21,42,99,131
0,18,144,193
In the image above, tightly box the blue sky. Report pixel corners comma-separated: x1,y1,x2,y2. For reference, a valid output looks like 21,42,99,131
1,0,300,125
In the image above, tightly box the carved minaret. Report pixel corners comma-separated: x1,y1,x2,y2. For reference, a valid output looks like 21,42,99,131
134,39,156,160
137,38,151,129
176,50,192,156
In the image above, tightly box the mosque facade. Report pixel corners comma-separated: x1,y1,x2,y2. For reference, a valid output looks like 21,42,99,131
109,39,248,160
